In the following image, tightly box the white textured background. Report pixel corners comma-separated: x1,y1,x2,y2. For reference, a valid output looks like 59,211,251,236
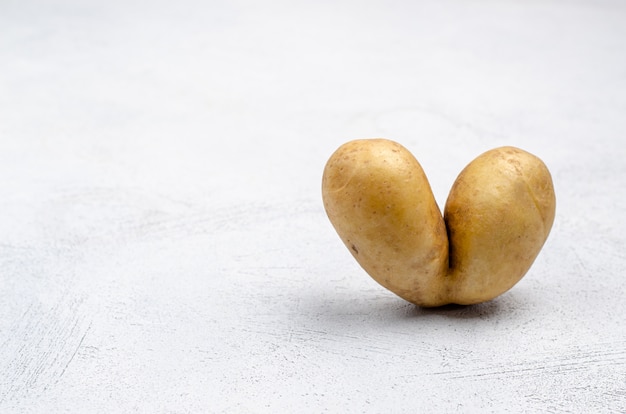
1,0,625,412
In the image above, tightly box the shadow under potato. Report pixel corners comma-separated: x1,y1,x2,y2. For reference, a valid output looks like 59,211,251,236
297,284,523,323
402,299,506,319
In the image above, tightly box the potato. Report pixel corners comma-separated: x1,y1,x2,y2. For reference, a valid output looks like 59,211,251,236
322,139,555,306
444,146,556,304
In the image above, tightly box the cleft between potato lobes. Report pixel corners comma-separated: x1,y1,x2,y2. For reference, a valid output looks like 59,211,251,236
322,139,555,307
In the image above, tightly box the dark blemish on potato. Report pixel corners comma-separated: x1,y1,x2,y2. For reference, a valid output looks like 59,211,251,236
351,244,359,254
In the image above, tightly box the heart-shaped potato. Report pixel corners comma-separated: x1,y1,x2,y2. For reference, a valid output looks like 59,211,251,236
322,139,555,306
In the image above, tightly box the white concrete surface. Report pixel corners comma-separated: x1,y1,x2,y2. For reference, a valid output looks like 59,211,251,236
1,0,625,412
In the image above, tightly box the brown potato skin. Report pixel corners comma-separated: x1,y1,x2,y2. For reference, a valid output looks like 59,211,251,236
322,139,449,306
444,146,556,305
322,139,556,307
